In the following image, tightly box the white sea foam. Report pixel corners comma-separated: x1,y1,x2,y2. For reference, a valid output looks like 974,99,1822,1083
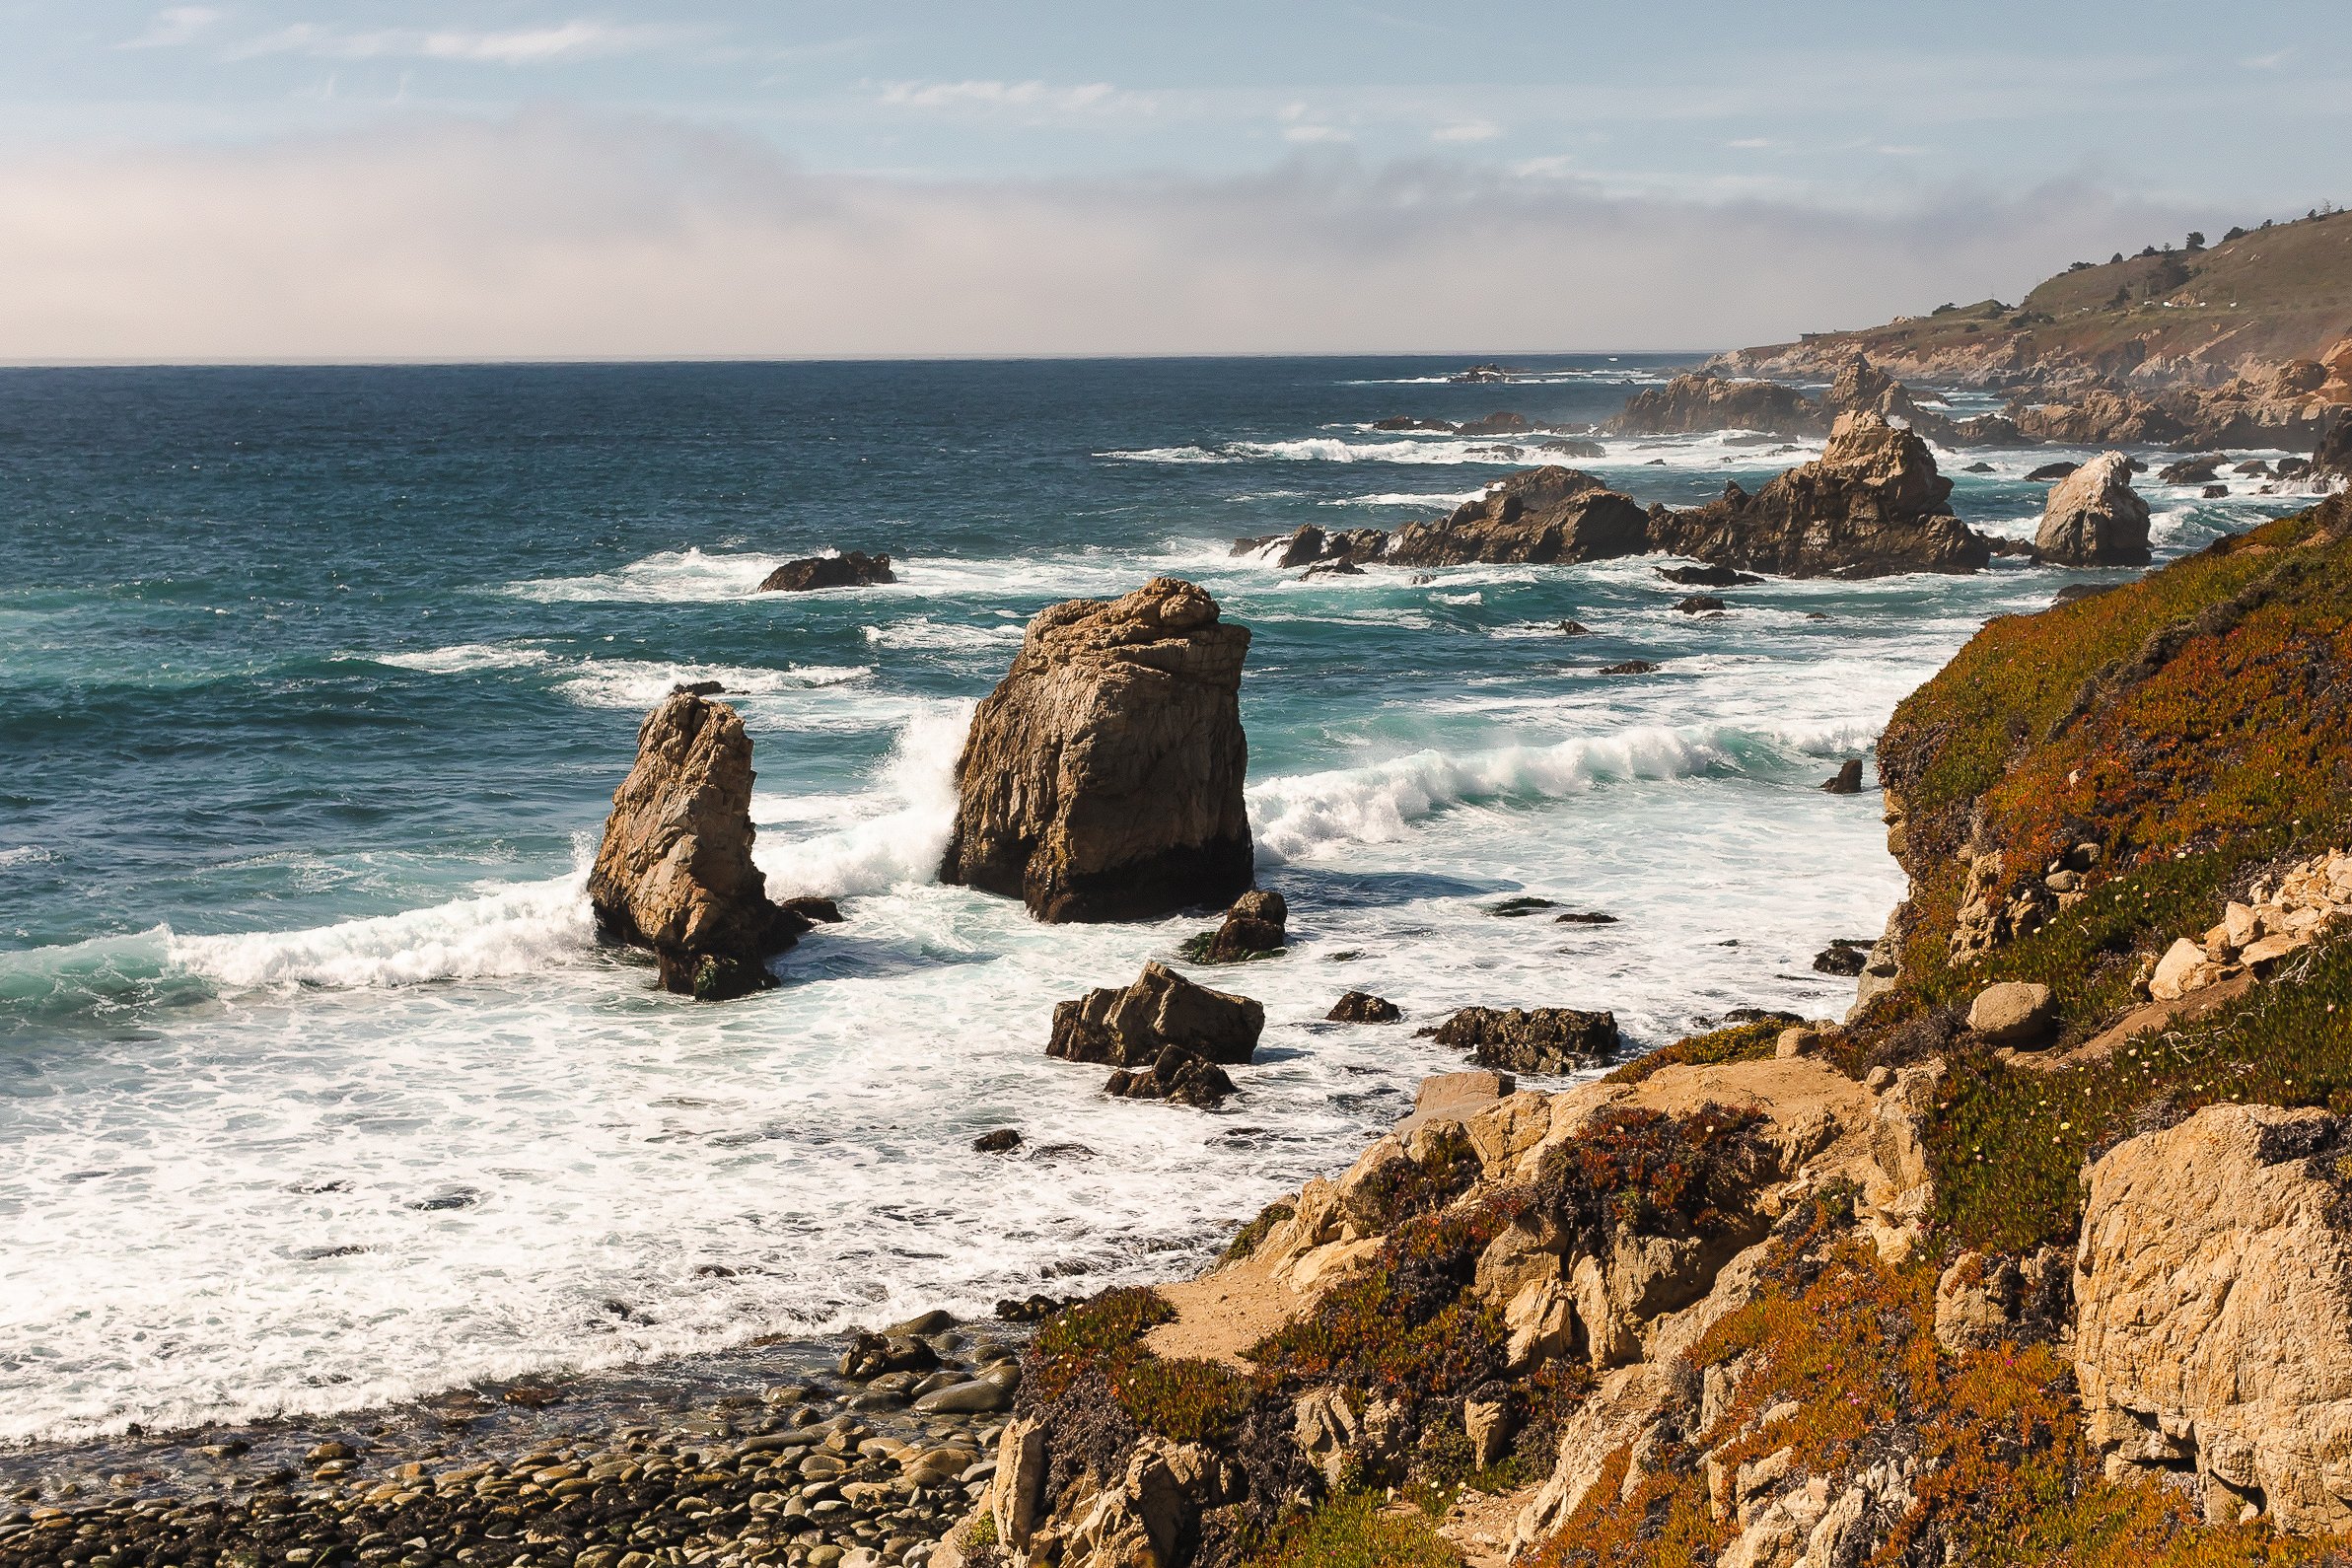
1247,725,1727,863
555,661,875,710
859,617,1024,652
0,845,52,870
504,548,783,604
167,873,596,991
1106,438,1558,466
758,705,972,897
374,643,553,675
1321,490,1486,509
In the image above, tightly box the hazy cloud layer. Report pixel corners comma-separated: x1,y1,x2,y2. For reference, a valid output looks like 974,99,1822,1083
0,112,2205,363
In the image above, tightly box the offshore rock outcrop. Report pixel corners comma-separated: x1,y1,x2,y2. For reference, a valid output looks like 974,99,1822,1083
586,690,815,999
2034,451,2153,566
940,578,1252,922
1048,961,1264,1110
1427,1005,1620,1074
1648,412,1991,577
755,550,896,592
1386,466,1649,566
1608,373,1827,438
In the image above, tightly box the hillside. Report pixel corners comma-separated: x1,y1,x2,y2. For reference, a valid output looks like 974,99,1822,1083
1715,208,2352,388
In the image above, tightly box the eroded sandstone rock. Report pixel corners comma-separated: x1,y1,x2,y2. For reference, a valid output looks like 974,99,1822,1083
1048,961,1264,1069
1648,413,1990,578
1200,890,1286,962
2076,1104,2352,1531
2035,452,2153,566
586,690,813,999
1608,373,1827,439
940,577,1252,921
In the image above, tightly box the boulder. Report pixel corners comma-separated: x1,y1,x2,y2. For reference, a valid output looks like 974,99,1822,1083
939,577,1253,921
1426,1006,1619,1074
1328,990,1402,1024
1821,759,1865,794
1607,373,1827,438
1200,890,1287,962
1458,410,1532,436
1048,961,1264,1068
2076,1105,2352,1531
756,551,895,592
2034,452,2153,566
1965,980,2055,1047
1657,563,1762,587
1387,467,1650,567
2026,462,2081,482
1646,413,1991,578
586,691,814,999
2157,457,2222,486
1675,595,1728,614
1254,524,1390,569
1599,660,1660,676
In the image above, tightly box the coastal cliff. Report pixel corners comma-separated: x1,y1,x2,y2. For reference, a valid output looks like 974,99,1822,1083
936,493,2352,1568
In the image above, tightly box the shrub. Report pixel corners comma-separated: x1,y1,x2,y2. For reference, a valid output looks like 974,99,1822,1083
1603,1021,1780,1086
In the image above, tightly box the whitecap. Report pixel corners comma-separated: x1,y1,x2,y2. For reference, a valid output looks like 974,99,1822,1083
859,618,1023,652
167,874,595,991
758,704,972,897
0,845,53,871
372,643,552,675
503,548,782,605
555,661,875,711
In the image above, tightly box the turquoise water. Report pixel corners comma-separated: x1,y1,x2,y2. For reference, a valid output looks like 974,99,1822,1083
0,356,2303,1441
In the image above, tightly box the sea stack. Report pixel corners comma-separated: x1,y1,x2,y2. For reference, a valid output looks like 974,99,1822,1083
939,577,1253,922
2034,451,2152,566
1648,410,1990,577
587,689,812,999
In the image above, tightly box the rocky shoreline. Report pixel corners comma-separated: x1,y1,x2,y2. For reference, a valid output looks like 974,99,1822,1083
0,1318,1035,1568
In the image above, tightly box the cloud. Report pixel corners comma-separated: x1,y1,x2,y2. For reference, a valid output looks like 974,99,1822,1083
1431,121,1502,144
0,111,2215,362
119,6,220,49
1281,124,1352,144
228,21,690,65
876,80,1124,113
1726,137,1773,150
2240,47,2294,70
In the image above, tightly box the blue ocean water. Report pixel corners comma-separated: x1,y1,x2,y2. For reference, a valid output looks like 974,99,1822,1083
0,356,2303,1441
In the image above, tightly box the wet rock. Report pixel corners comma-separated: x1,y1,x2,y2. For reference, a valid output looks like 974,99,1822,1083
2035,452,2153,567
1104,1047,1238,1109
1047,961,1264,1068
1199,890,1287,962
939,577,1252,922
1812,940,1871,976
1388,466,1650,566
1822,759,1865,794
1598,660,1659,676
757,551,896,592
1963,461,1996,472
2026,462,2081,482
1372,416,1456,431
587,691,816,999
1457,410,1532,437
971,1129,1024,1154
1557,619,1593,635
1487,895,1558,917
1554,910,1618,925
1674,595,1728,613
1657,563,1763,587
1540,437,1607,458
2157,456,2223,486
841,1333,939,1382
1425,1006,1619,1074
1327,991,1402,1024
1647,412,1989,578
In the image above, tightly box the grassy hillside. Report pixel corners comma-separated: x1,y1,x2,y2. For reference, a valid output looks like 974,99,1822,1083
1726,208,2352,380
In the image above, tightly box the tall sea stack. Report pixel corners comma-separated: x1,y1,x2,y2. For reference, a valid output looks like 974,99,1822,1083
940,577,1252,922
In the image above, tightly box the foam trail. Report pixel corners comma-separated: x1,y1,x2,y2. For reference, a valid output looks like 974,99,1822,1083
373,644,551,675
556,661,874,710
167,874,595,991
1248,725,1728,862
758,704,973,897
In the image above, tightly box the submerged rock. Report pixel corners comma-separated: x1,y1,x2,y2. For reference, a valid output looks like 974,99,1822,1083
1388,466,1649,567
586,691,815,999
756,551,895,592
1327,990,1402,1024
1047,961,1264,1068
939,577,1253,922
1424,1005,1619,1074
1647,412,1990,578
2035,451,2152,566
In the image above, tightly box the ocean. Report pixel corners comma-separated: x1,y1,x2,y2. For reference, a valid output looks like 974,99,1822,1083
0,355,2299,1445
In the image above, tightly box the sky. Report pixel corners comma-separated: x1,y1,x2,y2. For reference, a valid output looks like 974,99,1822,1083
0,1,2345,361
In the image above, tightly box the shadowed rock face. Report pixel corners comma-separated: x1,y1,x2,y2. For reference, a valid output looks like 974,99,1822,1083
1387,466,1649,567
755,551,895,592
1047,961,1265,1069
2035,452,2153,566
940,577,1252,922
1607,372,1827,438
1648,411,1990,578
587,691,810,998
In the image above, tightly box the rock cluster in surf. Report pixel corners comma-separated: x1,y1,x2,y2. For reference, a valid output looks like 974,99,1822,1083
940,577,1252,923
